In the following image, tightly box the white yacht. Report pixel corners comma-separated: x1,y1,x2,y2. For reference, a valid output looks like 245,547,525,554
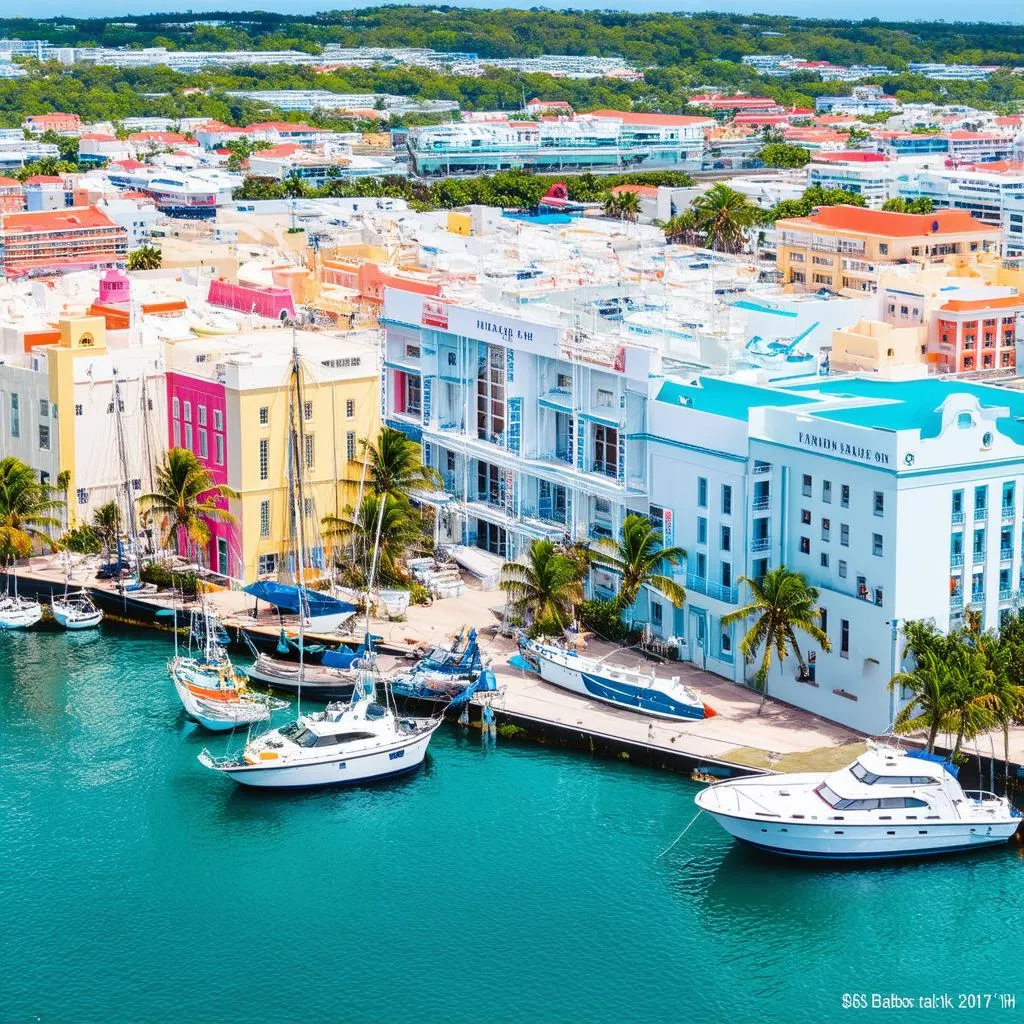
695,743,1022,861
198,677,442,789
51,591,103,630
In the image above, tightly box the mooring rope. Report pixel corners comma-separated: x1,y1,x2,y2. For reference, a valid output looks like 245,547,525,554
655,809,704,860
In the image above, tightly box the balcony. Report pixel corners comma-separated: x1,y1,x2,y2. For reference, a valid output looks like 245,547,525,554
752,462,771,476
752,496,770,511
1003,504,1015,521
686,573,738,604
975,506,988,521
1001,547,1013,562
1000,586,1013,601
950,592,964,609
951,511,965,525
751,536,770,553
971,590,985,604
950,552,964,567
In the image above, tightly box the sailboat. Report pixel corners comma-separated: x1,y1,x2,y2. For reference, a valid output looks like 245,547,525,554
170,603,288,731
242,632,376,702
51,588,103,629
199,332,444,787
0,570,42,630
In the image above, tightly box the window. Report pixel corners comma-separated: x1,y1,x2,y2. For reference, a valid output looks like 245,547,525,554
258,553,277,576
822,518,831,541
304,434,314,470
820,608,828,636
721,562,732,588
345,399,355,418
596,388,613,407
721,484,732,515
184,424,193,450
259,406,269,426
76,488,88,505
838,559,847,578
304,497,314,518
198,404,207,427
172,396,180,419
975,485,988,512
801,509,811,525
840,524,849,547
873,491,884,516
39,398,48,418
259,500,270,537
405,374,422,417
446,451,456,473
10,393,19,438
840,484,849,508
557,373,572,390
821,552,829,568
872,533,883,557
651,603,663,625
214,409,223,431
799,536,811,555
753,558,768,581
183,401,192,423
476,344,505,440
172,421,181,447
952,490,963,516
721,631,732,655
346,432,355,461
879,243,889,255
75,404,83,416
215,434,224,466
973,528,985,558
303,400,313,422
697,516,707,545
38,424,50,451
720,525,731,552
822,480,831,503
802,473,812,497
198,429,208,459
840,619,849,658
405,344,421,359
259,438,269,481
592,425,617,477
695,552,707,578
697,477,708,508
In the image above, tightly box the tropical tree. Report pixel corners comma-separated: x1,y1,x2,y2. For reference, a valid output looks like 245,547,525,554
590,513,686,618
126,245,162,271
500,538,586,633
0,456,63,564
757,143,811,168
889,648,955,754
690,183,764,253
604,189,641,222
322,491,422,587
661,208,701,245
138,448,238,564
722,566,830,703
360,426,443,501
91,500,122,558
56,468,71,530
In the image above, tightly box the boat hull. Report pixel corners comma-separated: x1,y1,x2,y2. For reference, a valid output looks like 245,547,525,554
696,802,1020,860
199,726,438,788
52,607,103,630
243,661,356,702
171,673,271,732
0,602,42,630
536,651,706,720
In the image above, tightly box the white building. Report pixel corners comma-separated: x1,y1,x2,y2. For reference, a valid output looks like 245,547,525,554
894,164,1024,227
807,154,896,207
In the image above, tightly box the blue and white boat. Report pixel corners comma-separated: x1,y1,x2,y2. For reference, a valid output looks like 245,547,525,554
517,636,713,721
414,627,484,678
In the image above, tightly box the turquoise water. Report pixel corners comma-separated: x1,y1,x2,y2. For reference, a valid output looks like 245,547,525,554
1,628,1021,1024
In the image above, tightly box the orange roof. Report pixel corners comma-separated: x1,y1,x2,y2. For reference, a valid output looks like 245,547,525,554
0,206,118,235
23,175,64,185
780,205,993,238
27,112,79,123
0,176,22,187
80,133,118,142
255,143,305,157
588,109,713,126
941,295,1024,312
945,131,1000,141
611,184,658,197
964,160,1024,174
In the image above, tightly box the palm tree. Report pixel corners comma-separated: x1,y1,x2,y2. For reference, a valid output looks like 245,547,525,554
722,566,830,703
690,183,764,253
500,539,585,633
889,648,955,754
604,189,640,223
590,513,686,618
661,208,700,245
56,468,71,530
138,448,238,564
322,491,422,587
91,500,122,559
361,427,443,501
126,245,162,271
0,456,63,564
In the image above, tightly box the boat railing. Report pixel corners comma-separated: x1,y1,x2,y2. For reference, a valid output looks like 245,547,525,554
197,748,244,769
963,789,1003,803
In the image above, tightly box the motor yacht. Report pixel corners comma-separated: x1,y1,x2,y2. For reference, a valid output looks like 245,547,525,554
695,743,1021,860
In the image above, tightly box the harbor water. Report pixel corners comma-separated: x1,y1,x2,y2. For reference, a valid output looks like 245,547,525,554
1,628,1020,1024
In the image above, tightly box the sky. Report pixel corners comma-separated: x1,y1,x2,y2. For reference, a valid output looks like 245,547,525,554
11,1,1024,25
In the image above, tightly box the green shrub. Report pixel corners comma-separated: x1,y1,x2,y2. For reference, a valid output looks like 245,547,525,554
409,583,432,606
140,560,198,596
578,598,629,643
58,524,102,554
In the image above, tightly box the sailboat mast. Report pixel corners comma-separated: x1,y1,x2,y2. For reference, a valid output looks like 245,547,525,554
288,332,309,714
113,374,140,576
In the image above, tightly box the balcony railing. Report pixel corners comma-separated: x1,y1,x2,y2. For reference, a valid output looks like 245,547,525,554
975,506,988,520
951,510,965,525
750,536,770,553
752,463,771,475
1001,547,1013,561
686,573,738,604
752,496,770,511
951,592,964,609
950,552,964,567
971,591,985,604
1003,503,1015,520
1000,586,1012,601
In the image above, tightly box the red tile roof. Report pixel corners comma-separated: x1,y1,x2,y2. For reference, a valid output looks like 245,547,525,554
111,159,147,170
941,295,1024,312
588,109,713,126
128,131,189,144
780,204,993,237
22,175,64,185
0,176,22,187
0,206,118,235
610,184,659,197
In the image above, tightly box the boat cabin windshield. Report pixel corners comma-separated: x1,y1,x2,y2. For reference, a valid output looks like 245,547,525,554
815,784,929,811
849,762,934,786
288,728,377,748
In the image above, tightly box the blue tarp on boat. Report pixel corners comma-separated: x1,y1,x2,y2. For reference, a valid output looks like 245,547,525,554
906,748,960,778
243,581,357,617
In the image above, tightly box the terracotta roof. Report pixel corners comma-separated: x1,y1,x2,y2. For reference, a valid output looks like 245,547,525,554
941,295,1024,312
27,112,79,123
111,159,147,170
253,143,304,157
0,205,118,235
80,133,118,142
588,109,714,126
610,184,659,197
128,131,189,144
22,175,64,185
945,131,1001,141
0,176,22,187
780,204,993,238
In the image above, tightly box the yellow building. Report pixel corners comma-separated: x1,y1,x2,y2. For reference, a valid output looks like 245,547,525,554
775,205,1001,295
830,318,927,375
164,328,380,582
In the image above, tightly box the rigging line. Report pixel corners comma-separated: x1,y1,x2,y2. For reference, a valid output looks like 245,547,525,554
655,810,704,861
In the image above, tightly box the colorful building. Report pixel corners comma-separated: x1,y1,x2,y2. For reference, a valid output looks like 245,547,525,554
931,295,1023,373
0,206,128,278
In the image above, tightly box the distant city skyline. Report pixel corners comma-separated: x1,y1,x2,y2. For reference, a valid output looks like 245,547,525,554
13,1,1024,27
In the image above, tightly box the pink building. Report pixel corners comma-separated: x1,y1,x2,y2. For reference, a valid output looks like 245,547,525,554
166,372,236,576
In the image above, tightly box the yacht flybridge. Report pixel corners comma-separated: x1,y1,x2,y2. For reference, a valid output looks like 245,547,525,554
695,743,1021,861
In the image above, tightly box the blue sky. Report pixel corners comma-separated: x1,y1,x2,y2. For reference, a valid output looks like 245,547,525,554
17,2,1024,24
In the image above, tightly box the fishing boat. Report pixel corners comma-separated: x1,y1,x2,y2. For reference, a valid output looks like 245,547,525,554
199,671,442,788
51,589,103,630
169,606,288,731
695,743,1022,861
517,635,714,721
